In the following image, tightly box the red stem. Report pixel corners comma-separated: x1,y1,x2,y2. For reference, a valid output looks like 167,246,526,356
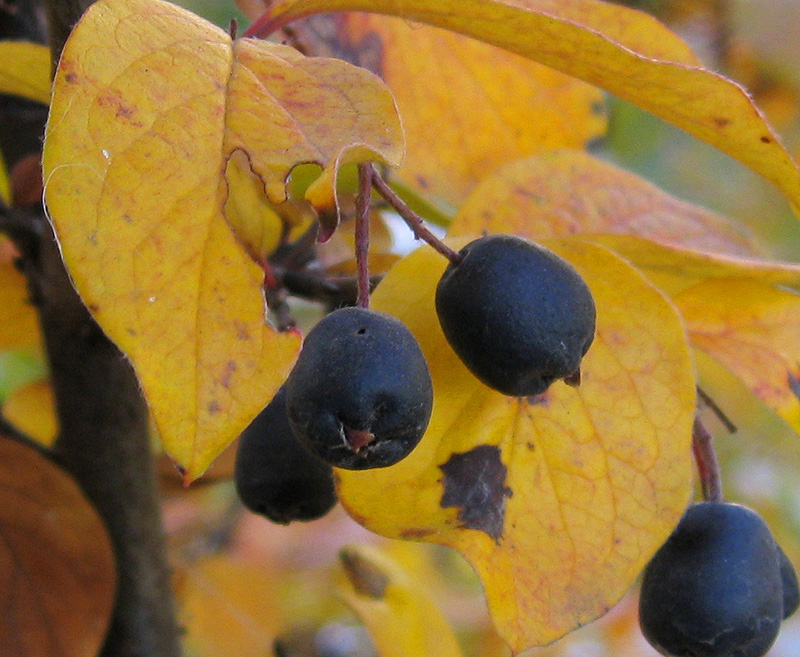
692,418,723,503
369,165,463,266
354,164,372,309
243,7,302,39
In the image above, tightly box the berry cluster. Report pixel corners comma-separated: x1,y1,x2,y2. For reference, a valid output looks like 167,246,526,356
234,232,597,523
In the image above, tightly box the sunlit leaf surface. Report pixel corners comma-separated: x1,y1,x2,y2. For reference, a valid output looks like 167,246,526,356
337,238,695,650
42,0,403,479
266,13,606,205
255,0,800,211
452,151,760,256
0,435,115,657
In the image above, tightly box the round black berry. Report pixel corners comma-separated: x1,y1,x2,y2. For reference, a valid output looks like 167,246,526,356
285,307,433,470
639,501,786,657
435,234,596,397
234,387,337,524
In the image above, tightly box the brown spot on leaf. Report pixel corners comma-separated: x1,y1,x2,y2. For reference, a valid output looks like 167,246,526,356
207,400,221,414
340,549,389,599
440,445,512,543
233,321,250,341
713,117,730,127
220,361,237,388
400,527,435,540
65,73,77,83
761,136,772,143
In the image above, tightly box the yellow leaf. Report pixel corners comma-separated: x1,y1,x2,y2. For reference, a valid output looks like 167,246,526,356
675,278,800,435
256,0,800,211
452,151,760,257
0,237,41,350
276,14,606,205
223,150,287,262
2,380,57,447
337,238,696,651
0,41,51,105
339,544,464,657
42,0,403,479
588,235,800,297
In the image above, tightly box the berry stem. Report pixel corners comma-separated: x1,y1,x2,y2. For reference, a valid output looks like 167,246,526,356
697,386,737,433
369,165,463,266
355,163,373,309
692,418,724,502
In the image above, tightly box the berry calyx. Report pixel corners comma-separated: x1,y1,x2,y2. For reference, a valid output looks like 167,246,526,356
435,234,596,397
285,307,433,470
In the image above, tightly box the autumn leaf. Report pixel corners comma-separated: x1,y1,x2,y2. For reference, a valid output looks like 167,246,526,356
339,544,464,657
587,234,800,297
0,435,115,657
258,13,606,205
451,150,760,257
675,278,800,436
42,0,404,480
0,237,41,351
252,0,800,211
0,41,51,105
176,555,283,657
2,380,57,447
337,239,696,650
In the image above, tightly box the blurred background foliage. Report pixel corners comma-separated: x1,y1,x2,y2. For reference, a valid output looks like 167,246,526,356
5,0,800,655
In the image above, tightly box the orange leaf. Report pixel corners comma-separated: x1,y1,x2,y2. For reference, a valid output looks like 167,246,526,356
42,0,403,479
675,278,800,435
0,435,115,657
451,151,760,256
270,14,606,205
0,237,41,351
255,0,800,211
337,238,696,651
176,554,283,657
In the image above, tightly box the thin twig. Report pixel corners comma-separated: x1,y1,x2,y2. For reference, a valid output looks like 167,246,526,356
354,164,372,309
692,418,724,503
275,266,382,307
697,386,737,433
369,164,463,265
